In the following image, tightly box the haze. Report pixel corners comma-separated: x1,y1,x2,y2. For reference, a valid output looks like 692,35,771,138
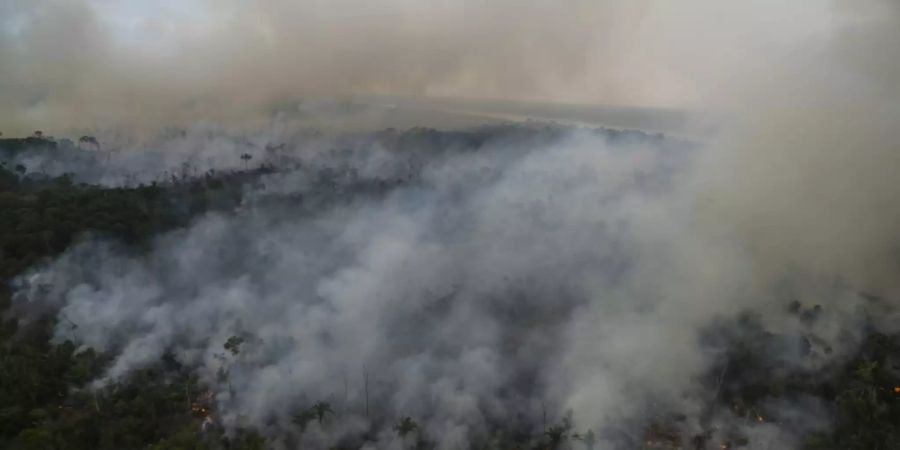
1,1,899,449
1,0,839,134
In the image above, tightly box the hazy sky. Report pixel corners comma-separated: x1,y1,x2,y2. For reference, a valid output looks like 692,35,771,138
0,0,865,133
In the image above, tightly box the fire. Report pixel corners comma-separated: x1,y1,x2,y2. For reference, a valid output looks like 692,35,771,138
893,386,900,394
191,402,210,416
190,391,215,417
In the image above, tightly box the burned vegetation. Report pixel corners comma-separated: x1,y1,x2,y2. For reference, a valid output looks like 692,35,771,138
0,127,898,450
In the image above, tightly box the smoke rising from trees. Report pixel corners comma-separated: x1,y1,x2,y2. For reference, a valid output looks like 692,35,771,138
4,0,900,448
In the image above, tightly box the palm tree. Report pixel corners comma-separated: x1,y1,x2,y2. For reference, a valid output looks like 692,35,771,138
240,153,252,170
311,401,333,424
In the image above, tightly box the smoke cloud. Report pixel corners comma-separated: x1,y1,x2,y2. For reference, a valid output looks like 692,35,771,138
0,0,633,134
20,128,718,448
1,0,836,134
6,0,900,448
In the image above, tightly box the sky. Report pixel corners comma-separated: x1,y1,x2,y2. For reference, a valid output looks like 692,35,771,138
0,0,851,134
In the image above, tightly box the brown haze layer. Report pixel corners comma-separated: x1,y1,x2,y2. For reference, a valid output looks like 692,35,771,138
0,0,843,135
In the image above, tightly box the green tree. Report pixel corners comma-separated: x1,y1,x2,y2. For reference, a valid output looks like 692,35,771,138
394,416,418,438
224,336,244,356
310,402,332,425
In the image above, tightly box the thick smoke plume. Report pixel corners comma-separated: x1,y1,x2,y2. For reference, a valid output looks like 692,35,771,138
0,0,636,134
1,0,837,135
6,0,900,449
20,128,717,448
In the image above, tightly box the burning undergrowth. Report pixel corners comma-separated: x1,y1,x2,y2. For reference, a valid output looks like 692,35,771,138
7,122,899,449
1,0,899,448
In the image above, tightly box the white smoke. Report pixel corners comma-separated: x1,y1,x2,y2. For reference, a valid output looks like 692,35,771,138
7,0,900,448
15,116,882,448
17,129,706,447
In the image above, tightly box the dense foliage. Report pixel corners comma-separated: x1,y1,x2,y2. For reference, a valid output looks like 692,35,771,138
0,135,898,449
0,140,263,449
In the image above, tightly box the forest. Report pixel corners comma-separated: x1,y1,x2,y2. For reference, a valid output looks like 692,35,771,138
0,131,897,450
2,0,898,448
